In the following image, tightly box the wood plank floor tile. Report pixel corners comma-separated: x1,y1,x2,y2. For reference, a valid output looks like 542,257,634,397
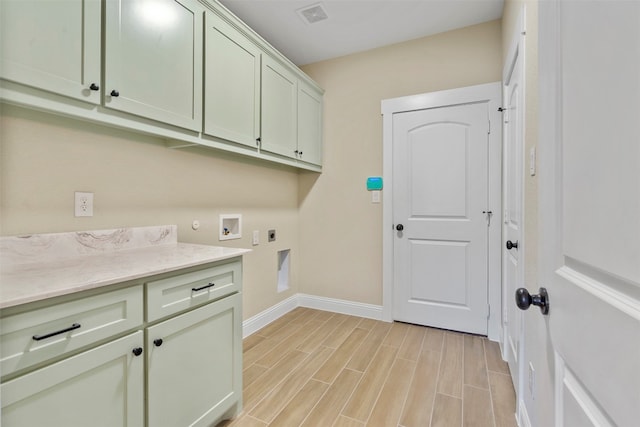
398,324,426,361
297,313,348,353
243,349,309,411
243,333,266,353
464,334,489,389
250,346,334,423
463,385,494,427
333,415,365,427
321,315,362,348
341,345,398,422
356,317,379,330
484,339,510,374
431,393,462,427
489,372,517,427
220,309,517,427
346,321,391,372
269,379,329,427
400,349,441,427
301,369,363,427
437,332,464,398
243,364,268,388
422,327,445,353
367,357,416,426
383,322,409,347
255,319,325,367
313,327,369,383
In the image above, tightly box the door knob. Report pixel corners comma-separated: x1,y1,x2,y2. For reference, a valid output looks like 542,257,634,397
506,240,518,250
153,338,163,347
396,224,404,231
132,347,143,356
110,89,119,97
515,287,549,315
89,83,99,91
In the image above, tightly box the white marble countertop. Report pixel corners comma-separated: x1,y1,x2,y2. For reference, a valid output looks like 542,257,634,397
0,226,250,309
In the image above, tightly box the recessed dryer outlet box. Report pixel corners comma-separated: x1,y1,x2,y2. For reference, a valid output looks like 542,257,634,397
268,229,276,242
219,214,242,241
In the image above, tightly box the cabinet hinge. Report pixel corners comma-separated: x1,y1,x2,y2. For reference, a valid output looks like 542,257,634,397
488,120,491,134
487,304,491,319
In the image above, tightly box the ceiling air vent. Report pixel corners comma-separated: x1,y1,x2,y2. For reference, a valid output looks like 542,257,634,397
297,3,328,25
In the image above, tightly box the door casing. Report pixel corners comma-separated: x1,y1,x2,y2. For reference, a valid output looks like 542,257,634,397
381,82,503,341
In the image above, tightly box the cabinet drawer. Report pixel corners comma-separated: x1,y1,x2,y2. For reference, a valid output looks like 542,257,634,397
146,260,241,322
0,285,143,378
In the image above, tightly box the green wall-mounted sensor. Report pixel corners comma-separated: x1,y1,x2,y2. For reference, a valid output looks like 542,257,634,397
366,177,383,191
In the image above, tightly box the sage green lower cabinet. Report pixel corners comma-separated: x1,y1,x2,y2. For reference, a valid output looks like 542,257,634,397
1,258,243,426
147,293,242,427
1,331,144,427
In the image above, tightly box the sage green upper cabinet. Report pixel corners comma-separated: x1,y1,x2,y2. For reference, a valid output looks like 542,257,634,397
297,80,323,166
260,56,298,159
104,0,203,131
0,0,101,104
204,12,261,147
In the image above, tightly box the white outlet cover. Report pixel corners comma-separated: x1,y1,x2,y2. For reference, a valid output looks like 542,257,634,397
74,192,94,217
252,230,259,245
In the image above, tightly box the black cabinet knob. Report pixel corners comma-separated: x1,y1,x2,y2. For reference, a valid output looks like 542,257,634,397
110,90,119,97
506,240,518,250
153,338,163,347
89,83,99,91
396,224,404,231
515,287,549,315
132,347,143,356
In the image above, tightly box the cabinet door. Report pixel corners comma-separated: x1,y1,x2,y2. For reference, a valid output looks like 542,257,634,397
297,81,323,166
147,293,242,427
104,0,203,131
204,12,260,147
0,0,101,104
260,56,298,158
1,331,144,427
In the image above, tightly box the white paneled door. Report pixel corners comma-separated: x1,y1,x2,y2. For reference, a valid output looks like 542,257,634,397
503,28,525,396
538,1,640,426
392,102,490,335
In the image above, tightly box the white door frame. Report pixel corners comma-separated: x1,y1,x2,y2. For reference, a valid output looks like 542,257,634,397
381,82,503,341
502,6,527,423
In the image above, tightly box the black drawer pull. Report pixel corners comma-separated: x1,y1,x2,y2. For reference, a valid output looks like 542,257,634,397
32,323,81,341
192,282,215,292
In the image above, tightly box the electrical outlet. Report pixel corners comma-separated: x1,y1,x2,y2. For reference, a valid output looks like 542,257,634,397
74,192,94,217
252,230,260,246
268,229,276,242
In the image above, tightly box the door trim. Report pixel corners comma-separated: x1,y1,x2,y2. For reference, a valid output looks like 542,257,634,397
381,82,503,340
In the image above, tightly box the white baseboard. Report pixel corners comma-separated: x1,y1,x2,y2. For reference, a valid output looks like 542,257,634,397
297,294,384,321
242,293,385,338
242,295,298,338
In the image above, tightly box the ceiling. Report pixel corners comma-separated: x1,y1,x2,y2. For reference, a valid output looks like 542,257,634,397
217,0,505,66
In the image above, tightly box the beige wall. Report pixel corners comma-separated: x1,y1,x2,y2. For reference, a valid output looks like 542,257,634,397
299,20,503,305
0,105,300,319
1,18,504,320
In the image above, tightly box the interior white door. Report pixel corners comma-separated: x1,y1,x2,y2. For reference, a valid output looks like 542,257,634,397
393,102,489,335
503,42,524,394
538,1,640,426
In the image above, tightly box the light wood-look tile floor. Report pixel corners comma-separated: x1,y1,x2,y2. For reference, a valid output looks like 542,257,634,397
218,307,516,427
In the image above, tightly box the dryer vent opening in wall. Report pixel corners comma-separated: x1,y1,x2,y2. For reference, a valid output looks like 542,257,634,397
277,250,290,293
